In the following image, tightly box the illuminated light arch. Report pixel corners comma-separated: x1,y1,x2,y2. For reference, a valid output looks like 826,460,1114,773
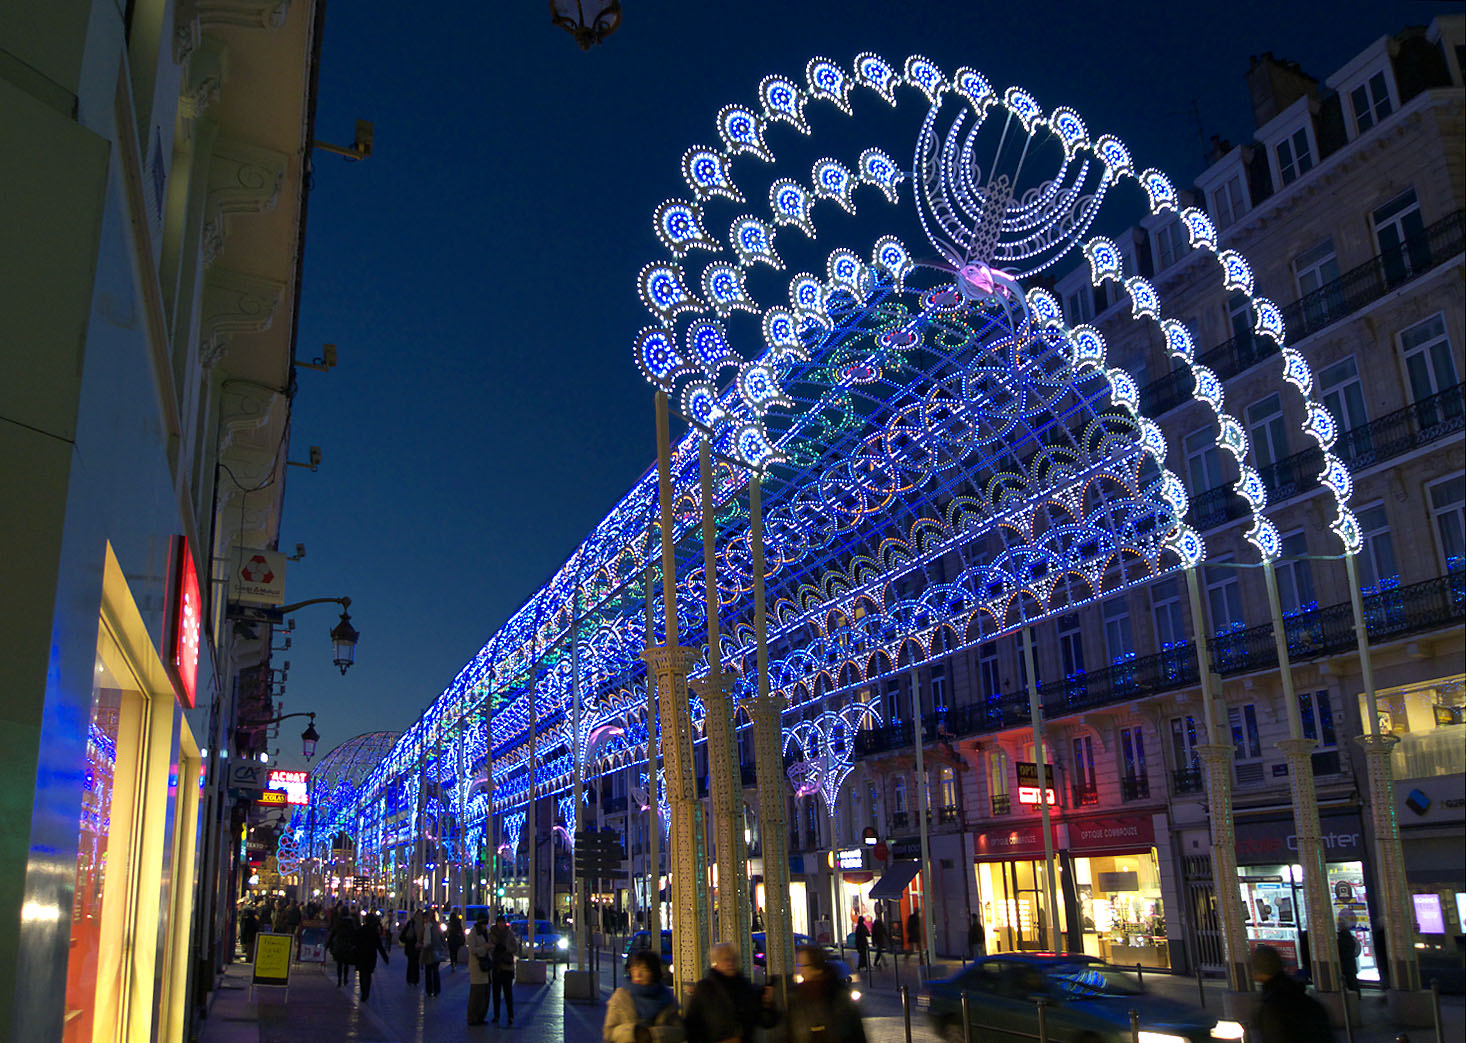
317,54,1360,889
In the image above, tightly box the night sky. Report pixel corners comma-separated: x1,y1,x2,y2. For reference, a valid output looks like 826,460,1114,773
269,0,1452,771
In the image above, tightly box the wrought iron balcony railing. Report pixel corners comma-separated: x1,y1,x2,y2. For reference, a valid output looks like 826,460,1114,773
936,805,960,825
890,811,910,830
1121,775,1150,801
1139,211,1463,418
1072,783,1100,807
1173,768,1204,794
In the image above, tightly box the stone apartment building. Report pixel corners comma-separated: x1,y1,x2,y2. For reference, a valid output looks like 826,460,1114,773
805,17,1465,970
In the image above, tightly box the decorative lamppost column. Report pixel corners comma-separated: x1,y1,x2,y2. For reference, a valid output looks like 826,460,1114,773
749,469,795,989
642,567,660,943
695,436,752,973
645,390,710,1001
1183,567,1251,1001
1261,560,1340,994
1344,553,1429,1023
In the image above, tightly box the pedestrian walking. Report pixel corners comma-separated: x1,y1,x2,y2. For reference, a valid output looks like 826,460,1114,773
683,941,777,1043
238,904,259,959
354,913,391,1002
400,912,420,985
447,909,466,971
853,917,869,970
605,949,685,1042
968,914,985,961
906,909,922,963
888,918,902,957
466,911,493,1025
419,909,444,997
271,899,289,933
786,945,867,1043
329,910,359,987
488,913,520,1025
1336,912,1360,993
1251,944,1334,1043
871,915,886,968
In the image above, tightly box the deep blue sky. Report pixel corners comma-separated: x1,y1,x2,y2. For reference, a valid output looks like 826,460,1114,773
269,0,1450,770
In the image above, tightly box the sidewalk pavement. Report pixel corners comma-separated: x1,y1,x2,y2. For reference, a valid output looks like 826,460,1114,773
198,947,1462,1043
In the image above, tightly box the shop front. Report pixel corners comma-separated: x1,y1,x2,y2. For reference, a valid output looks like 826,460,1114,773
974,815,1170,967
1068,815,1169,969
832,846,877,944
974,822,1067,953
1233,807,1377,981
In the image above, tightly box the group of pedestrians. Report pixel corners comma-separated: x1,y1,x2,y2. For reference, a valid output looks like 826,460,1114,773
847,908,934,970
603,941,866,1043
319,904,391,1001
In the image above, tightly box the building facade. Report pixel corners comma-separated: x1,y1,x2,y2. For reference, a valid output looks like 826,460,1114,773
3,1,324,1038
300,17,1462,997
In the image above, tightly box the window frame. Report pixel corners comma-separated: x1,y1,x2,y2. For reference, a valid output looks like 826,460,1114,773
1354,500,1400,591
1398,312,1459,404
1228,703,1263,762
1427,473,1466,572
1151,577,1186,650
1273,124,1316,186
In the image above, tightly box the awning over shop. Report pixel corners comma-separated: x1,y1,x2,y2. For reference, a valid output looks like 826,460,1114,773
868,860,922,899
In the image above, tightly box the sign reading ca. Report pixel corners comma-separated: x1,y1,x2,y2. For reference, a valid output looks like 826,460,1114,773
252,931,292,988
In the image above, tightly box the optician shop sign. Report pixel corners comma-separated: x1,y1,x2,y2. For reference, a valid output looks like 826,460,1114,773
164,534,202,709
1015,762,1058,806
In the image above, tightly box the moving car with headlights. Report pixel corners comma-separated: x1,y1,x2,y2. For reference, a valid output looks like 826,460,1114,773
508,918,572,962
927,955,1244,1043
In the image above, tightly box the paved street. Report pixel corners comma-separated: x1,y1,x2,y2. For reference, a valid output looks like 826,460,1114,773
200,944,1463,1043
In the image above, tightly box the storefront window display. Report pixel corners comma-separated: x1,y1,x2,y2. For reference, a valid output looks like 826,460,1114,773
975,858,1067,953
1237,861,1379,982
1074,851,1169,968
1363,675,1466,779
64,623,149,1042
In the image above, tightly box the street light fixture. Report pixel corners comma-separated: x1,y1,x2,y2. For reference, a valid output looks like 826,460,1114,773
251,711,322,761
329,609,359,675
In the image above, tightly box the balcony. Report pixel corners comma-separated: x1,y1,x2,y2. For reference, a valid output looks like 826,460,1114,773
1072,783,1099,807
1121,775,1150,801
891,811,910,831
855,720,914,756
1173,768,1204,794
1137,211,1464,417
936,805,960,826
991,793,1011,815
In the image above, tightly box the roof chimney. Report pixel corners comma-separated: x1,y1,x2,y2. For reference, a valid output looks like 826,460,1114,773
1246,51,1318,127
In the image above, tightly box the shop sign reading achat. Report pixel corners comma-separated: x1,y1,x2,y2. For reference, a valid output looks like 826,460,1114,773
164,534,202,709
229,547,287,606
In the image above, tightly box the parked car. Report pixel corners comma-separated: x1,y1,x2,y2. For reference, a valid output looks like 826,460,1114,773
927,954,1245,1043
750,931,814,967
508,918,571,962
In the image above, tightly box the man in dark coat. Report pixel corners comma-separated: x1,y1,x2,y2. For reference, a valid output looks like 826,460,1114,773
853,917,870,970
399,911,420,984
238,904,259,958
907,909,922,963
683,941,778,1043
354,914,391,1001
1251,944,1334,1043
871,914,887,968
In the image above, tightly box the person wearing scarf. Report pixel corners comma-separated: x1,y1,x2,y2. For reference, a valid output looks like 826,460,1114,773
604,950,686,1042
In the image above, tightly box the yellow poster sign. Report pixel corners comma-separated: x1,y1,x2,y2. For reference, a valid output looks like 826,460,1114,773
252,931,293,987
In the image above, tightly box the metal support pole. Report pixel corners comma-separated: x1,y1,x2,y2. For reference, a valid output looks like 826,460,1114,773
828,804,843,959
648,390,709,1002
698,438,752,976
911,666,936,969
749,471,794,997
1128,1008,1140,1043
902,985,913,1043
1345,552,1423,1002
571,553,585,970
1038,998,1051,1043
527,639,539,957
1184,567,1250,993
961,990,973,1043
1263,560,1339,993
1021,626,1061,951
644,567,660,947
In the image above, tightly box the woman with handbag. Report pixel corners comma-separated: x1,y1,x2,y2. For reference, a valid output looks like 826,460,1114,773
466,911,493,1025
605,950,685,1042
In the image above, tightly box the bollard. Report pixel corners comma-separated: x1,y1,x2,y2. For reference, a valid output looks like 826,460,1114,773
1197,965,1206,1009
1037,997,1050,1043
961,990,973,1043
1129,1008,1141,1043
611,942,617,989
1137,962,1144,989
1431,979,1443,1043
902,984,913,1043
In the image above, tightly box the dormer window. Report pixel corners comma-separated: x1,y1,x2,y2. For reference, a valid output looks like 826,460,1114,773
1349,70,1393,133
1274,125,1315,186
1209,175,1247,230
1153,216,1189,271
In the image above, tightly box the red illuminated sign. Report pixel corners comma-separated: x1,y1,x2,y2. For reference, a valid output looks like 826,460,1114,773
1015,761,1057,806
267,770,309,806
164,534,202,708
